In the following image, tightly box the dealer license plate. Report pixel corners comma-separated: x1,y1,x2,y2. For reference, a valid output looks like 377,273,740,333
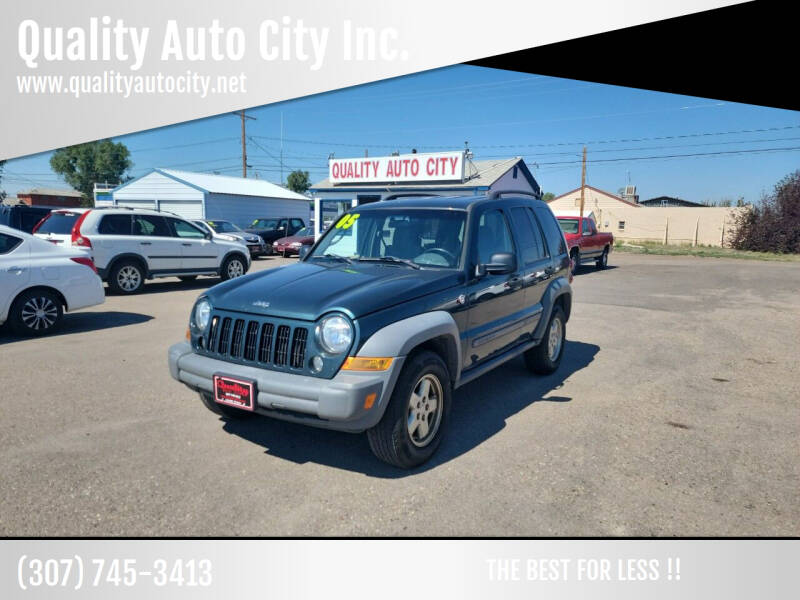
213,374,256,411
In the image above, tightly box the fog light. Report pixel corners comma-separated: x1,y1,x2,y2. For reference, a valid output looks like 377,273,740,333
310,355,324,373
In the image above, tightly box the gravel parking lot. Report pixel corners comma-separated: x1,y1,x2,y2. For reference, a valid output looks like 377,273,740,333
1,253,798,536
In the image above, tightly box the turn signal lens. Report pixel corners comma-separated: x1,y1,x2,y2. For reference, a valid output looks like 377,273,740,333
185,327,191,341
341,357,393,371
364,393,377,409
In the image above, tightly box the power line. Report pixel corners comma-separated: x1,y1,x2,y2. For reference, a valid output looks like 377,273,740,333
530,145,800,167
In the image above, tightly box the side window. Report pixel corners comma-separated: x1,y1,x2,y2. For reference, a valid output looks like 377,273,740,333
510,207,546,264
290,218,304,232
132,215,170,237
169,218,206,239
476,209,515,265
278,219,288,232
0,232,23,254
532,206,567,257
584,219,597,235
98,214,132,235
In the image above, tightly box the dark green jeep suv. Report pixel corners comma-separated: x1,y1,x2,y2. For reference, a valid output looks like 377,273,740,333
168,192,573,468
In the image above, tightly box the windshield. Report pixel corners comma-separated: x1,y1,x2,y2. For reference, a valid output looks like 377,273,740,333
309,209,466,269
557,218,580,234
207,220,241,233
251,218,279,229
36,211,82,234
295,227,312,237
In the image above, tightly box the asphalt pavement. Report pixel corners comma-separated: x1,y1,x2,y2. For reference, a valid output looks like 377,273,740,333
1,252,798,536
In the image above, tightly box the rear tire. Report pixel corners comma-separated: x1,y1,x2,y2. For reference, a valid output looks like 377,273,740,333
367,350,451,469
8,289,63,337
570,249,580,275
108,259,145,294
596,247,609,269
524,306,566,375
220,254,247,281
199,391,255,420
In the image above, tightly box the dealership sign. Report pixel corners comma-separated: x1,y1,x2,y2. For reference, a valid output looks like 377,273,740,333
329,151,465,184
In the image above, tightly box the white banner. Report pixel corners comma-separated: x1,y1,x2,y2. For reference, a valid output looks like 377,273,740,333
329,151,465,184
1,539,798,599
0,0,744,159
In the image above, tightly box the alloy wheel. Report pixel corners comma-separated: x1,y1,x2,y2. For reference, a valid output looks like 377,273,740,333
407,374,444,448
21,296,59,331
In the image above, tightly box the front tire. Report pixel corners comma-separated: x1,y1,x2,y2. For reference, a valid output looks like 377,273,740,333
367,350,451,469
8,289,63,336
220,254,247,281
108,259,145,294
199,391,255,420
524,306,566,375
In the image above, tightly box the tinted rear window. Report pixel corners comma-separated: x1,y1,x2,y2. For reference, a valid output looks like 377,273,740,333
0,232,23,254
99,214,132,235
37,212,81,234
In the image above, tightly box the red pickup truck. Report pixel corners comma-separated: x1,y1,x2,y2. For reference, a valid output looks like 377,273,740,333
556,215,613,273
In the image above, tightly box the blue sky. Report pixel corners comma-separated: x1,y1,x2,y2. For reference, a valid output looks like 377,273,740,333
3,64,799,203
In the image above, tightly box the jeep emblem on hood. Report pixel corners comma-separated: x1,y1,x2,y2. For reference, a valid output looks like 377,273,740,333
252,300,270,309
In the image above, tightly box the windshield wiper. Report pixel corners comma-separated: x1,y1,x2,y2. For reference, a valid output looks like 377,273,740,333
311,253,353,264
355,256,421,269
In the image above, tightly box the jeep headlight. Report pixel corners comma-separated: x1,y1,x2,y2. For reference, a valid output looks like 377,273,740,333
317,314,353,354
194,298,212,330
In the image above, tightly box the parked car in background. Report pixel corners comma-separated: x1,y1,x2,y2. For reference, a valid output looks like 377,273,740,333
192,219,268,257
555,215,613,273
245,217,305,247
0,204,59,233
272,226,314,256
31,208,90,247
0,224,104,336
169,192,573,468
34,207,251,294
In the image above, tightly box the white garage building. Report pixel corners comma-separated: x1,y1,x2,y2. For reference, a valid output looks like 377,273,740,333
105,168,310,227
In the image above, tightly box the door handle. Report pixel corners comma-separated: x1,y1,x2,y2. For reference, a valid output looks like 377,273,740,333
7,266,25,274
182,242,192,246
139,241,152,246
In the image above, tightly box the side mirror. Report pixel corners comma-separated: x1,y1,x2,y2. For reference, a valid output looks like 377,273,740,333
298,245,311,259
482,252,516,275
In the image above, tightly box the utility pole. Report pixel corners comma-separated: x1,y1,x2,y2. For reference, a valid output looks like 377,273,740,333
237,110,256,178
579,146,587,218
280,112,284,186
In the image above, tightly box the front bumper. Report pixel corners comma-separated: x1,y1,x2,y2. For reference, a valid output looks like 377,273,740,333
168,342,404,432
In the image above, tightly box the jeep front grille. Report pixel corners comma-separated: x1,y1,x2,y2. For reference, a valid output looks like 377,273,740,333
200,312,311,374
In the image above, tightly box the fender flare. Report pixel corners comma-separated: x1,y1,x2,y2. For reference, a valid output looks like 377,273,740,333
104,253,149,280
357,310,462,383
532,277,572,342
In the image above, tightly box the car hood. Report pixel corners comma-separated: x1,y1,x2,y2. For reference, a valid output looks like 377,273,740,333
206,261,463,321
274,234,314,245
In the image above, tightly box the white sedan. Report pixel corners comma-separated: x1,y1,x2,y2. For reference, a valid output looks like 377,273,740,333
0,224,105,336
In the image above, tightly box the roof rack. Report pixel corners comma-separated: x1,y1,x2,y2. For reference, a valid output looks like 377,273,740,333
488,189,542,200
382,193,442,201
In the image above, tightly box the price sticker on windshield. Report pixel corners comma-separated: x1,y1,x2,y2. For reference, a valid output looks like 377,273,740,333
336,214,360,230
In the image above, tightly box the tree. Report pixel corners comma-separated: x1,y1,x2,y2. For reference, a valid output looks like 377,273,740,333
286,170,311,194
50,140,131,203
729,170,800,253
541,192,555,202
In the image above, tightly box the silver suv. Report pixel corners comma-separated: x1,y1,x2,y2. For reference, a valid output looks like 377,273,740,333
34,207,251,294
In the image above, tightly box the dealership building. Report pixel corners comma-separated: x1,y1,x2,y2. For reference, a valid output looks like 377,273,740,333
309,151,540,238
